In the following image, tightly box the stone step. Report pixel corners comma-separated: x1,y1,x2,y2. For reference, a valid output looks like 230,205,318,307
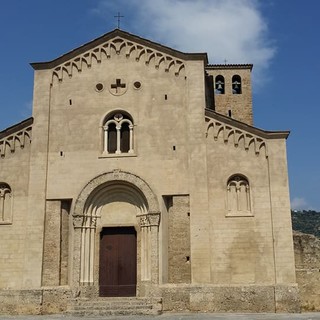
68,297,162,316
72,303,155,311
72,297,158,305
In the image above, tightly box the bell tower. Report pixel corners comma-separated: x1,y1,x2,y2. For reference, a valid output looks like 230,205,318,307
206,64,253,125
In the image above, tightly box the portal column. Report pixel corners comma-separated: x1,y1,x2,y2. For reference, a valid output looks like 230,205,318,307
72,215,83,289
138,212,160,295
148,212,161,285
139,216,151,281
80,216,97,285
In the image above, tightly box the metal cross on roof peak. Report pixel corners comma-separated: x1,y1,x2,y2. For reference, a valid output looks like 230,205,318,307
114,12,124,29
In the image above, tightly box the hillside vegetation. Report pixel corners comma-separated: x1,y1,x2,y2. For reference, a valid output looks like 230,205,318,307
291,210,320,238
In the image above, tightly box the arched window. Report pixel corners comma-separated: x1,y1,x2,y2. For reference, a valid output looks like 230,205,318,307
227,175,251,214
232,75,242,94
103,112,134,154
215,75,225,94
0,183,12,223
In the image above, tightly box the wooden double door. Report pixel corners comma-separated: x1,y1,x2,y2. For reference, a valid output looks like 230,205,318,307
99,227,137,297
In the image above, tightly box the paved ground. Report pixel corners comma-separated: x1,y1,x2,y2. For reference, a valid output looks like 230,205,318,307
1,313,320,320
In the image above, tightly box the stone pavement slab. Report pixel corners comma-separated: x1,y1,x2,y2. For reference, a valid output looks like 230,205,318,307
1,313,320,320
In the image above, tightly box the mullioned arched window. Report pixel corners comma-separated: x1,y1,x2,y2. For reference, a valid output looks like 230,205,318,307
227,175,251,215
0,183,12,224
103,112,134,154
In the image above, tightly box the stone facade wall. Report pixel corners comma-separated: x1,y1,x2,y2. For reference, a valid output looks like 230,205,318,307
294,231,320,311
206,122,274,285
205,120,295,287
16,35,198,293
42,47,193,203
0,141,31,289
0,31,299,315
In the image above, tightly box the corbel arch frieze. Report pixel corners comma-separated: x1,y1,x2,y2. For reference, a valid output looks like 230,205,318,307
51,36,186,84
206,118,268,158
0,126,32,158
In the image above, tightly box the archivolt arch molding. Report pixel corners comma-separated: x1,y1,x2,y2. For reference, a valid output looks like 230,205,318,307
73,170,160,227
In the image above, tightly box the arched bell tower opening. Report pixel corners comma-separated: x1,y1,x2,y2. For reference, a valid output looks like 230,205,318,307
72,170,161,298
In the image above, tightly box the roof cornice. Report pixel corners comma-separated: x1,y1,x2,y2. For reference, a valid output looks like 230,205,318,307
30,29,208,70
0,117,34,139
205,109,290,139
206,64,253,71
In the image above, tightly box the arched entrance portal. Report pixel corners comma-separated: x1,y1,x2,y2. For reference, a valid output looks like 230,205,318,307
72,170,161,297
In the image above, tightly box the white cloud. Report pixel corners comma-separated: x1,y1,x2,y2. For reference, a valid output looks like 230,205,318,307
92,0,275,85
291,197,309,211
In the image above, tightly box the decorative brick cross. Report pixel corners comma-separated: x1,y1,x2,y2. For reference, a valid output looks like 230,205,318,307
110,79,126,94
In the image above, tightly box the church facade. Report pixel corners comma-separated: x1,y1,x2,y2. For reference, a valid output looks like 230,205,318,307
0,29,299,314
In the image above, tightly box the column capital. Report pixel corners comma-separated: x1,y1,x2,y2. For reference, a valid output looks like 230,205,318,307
148,212,161,227
138,214,149,227
138,212,161,228
73,215,84,228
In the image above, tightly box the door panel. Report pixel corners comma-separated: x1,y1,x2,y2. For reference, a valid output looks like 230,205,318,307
99,227,137,297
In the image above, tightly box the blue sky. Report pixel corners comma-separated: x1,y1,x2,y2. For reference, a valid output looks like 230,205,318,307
0,0,319,210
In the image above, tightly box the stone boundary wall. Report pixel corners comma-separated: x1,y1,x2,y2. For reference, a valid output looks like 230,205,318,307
294,231,320,311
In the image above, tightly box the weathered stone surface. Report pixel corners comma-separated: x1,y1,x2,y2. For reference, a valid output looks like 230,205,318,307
0,290,42,315
68,297,162,316
294,231,320,311
41,287,72,314
161,286,190,311
190,286,275,313
168,195,191,284
275,285,300,313
161,284,298,313
0,288,72,315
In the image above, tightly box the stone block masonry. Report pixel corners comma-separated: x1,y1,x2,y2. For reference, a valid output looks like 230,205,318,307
167,195,191,284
